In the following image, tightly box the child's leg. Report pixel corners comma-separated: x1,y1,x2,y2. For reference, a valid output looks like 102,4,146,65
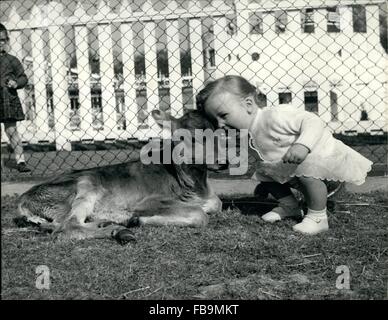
4,122,25,164
260,182,302,223
297,176,327,210
293,177,329,235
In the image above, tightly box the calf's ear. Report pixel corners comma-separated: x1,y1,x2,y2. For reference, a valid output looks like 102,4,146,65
151,109,177,139
151,109,175,127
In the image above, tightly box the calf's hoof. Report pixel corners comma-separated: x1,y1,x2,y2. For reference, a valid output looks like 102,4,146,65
14,216,36,228
112,229,136,245
126,216,140,228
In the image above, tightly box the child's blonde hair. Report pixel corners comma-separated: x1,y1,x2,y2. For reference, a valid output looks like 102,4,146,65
196,75,259,113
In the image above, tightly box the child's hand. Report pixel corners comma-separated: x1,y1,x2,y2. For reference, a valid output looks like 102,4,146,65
282,143,309,164
6,79,17,89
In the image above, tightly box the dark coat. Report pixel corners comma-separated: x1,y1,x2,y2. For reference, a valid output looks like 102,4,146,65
0,53,28,122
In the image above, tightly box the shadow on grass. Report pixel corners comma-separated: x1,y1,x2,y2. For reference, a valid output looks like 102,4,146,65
221,196,277,216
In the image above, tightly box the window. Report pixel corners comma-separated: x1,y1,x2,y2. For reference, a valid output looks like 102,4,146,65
257,92,267,107
353,5,367,33
360,102,369,121
70,96,80,111
203,48,215,68
360,110,369,121
208,49,215,67
275,10,287,33
327,7,340,33
279,92,292,104
251,52,260,61
330,91,338,121
302,8,315,33
304,91,318,113
226,21,237,36
249,12,263,34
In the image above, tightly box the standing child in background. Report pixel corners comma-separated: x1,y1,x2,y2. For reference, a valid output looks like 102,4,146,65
0,23,30,173
196,75,372,235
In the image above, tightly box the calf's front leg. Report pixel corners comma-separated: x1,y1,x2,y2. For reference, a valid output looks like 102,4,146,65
54,222,136,245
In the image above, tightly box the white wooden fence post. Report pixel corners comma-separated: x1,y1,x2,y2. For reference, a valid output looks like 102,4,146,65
212,14,229,78
143,20,161,138
166,18,184,118
233,0,256,83
30,5,52,143
118,0,137,140
313,7,333,128
46,2,72,151
74,24,95,141
188,17,205,108
286,10,304,109
120,21,139,139
69,0,95,142
97,22,119,140
366,5,386,128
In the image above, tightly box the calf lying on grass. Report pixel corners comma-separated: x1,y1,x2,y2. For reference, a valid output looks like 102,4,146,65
14,110,223,244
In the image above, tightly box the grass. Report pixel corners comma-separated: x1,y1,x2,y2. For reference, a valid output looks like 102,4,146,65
1,190,387,300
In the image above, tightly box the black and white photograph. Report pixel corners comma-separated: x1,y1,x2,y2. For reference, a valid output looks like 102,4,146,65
1,0,387,305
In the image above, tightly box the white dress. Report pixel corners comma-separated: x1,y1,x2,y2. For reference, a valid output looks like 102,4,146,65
249,107,373,186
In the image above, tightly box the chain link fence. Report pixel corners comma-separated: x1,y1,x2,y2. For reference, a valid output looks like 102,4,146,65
1,0,387,180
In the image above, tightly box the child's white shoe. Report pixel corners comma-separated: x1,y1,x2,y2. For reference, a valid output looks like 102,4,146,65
262,206,302,223
261,195,302,223
293,212,329,235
